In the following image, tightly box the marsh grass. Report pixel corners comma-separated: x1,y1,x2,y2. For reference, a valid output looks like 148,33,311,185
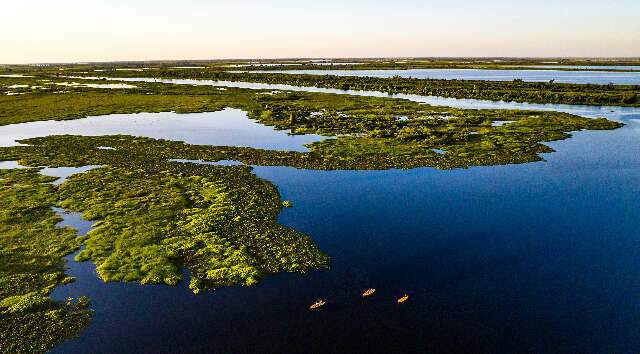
0,169,91,353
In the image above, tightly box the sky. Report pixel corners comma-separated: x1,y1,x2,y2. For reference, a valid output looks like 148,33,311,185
1,0,639,64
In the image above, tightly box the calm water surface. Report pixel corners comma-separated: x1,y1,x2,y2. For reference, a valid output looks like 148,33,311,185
251,68,640,85
71,76,640,119
3,82,639,353
521,65,640,71
0,108,324,152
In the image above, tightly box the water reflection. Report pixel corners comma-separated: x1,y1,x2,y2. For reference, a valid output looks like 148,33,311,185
71,76,640,122
0,108,325,151
6,75,640,353
0,161,101,185
53,208,94,237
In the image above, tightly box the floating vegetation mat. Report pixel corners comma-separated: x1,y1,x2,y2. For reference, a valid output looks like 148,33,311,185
0,169,91,353
0,72,625,352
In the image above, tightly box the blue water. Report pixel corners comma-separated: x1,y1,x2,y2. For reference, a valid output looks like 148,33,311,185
39,105,640,354
0,162,101,185
71,76,640,119
0,108,324,152
54,208,94,236
522,65,640,71
252,68,640,85
2,78,634,352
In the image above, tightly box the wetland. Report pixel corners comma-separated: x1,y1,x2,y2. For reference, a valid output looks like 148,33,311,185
1,62,640,353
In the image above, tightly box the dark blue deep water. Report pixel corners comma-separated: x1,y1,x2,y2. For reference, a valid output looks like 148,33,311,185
2,96,631,353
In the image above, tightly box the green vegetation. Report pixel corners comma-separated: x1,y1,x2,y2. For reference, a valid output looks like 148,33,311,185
0,77,621,298
5,61,640,111
0,141,329,293
0,64,627,352
58,163,328,292
112,70,639,107
0,169,91,353
214,61,640,72
1,102,620,172
0,89,229,125
4,57,640,74
0,73,624,170
217,57,640,72
9,58,639,107
0,74,623,169
1,75,630,129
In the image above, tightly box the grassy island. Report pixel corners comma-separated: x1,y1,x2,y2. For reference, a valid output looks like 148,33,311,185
18,65,638,107
0,169,91,353
0,69,626,352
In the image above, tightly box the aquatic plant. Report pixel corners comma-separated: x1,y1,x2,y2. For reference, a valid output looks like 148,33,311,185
0,65,626,353
0,101,621,295
46,66,640,107
0,169,91,353
41,162,326,292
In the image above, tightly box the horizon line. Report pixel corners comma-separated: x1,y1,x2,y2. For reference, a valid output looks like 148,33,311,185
4,56,640,66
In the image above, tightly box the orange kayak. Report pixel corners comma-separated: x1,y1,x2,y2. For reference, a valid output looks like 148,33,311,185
397,294,410,303
362,288,376,297
309,299,326,310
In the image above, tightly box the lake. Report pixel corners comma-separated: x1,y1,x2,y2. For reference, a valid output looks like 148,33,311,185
3,85,639,353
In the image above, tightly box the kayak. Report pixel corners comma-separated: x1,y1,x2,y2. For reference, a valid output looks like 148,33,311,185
309,299,326,310
362,288,376,297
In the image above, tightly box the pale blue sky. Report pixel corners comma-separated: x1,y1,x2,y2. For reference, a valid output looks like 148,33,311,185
1,0,639,63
